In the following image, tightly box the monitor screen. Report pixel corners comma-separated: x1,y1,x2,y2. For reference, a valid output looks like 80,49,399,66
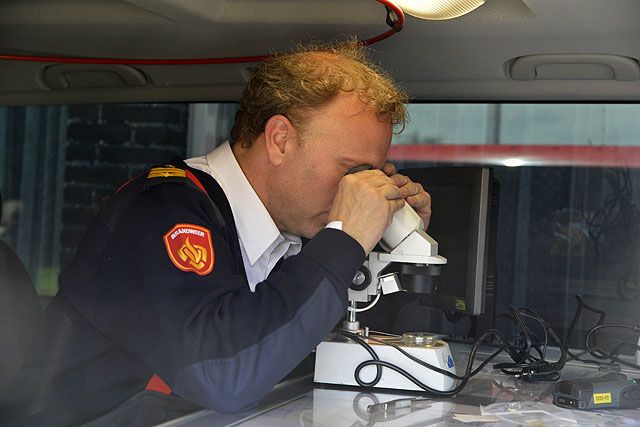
358,166,499,337
400,167,497,317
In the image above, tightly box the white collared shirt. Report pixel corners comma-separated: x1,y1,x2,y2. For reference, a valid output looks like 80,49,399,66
185,142,302,292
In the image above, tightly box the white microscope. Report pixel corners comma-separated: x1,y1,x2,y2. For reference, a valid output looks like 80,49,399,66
314,204,457,392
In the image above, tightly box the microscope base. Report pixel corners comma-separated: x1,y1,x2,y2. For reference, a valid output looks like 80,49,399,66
314,334,457,392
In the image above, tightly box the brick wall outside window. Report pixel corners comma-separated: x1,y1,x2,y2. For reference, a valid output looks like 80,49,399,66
61,104,189,268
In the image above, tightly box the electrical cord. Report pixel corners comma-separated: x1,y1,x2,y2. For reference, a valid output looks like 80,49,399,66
337,329,510,396
493,307,565,381
493,308,536,369
348,293,382,313
568,340,639,366
337,302,571,396
0,0,405,65
334,295,639,396
568,342,640,370
574,295,606,357
490,304,582,382
495,296,640,379
564,295,640,370
342,331,384,387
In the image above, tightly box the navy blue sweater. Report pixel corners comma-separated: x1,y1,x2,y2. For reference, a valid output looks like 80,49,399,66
5,163,364,426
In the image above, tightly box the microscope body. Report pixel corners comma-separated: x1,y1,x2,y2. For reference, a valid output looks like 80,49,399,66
314,204,456,392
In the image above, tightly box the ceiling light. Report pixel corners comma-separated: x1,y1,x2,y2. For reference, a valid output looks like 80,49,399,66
503,158,524,167
391,0,484,20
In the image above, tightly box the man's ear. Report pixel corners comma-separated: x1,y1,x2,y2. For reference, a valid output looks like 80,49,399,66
264,115,295,167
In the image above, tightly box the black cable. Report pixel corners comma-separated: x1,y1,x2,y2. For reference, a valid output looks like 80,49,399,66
563,295,640,370
340,332,383,387
569,341,636,362
567,295,607,360
568,342,640,370
584,324,640,370
492,306,565,380
494,309,537,365
586,323,640,339
562,294,583,367
338,329,513,396
518,307,566,368
575,295,640,367
334,295,638,397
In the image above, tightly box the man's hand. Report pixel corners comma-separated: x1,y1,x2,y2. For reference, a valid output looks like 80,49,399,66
328,169,405,254
382,163,431,230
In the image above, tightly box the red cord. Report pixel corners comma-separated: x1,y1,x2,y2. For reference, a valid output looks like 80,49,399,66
0,54,273,66
0,1,404,65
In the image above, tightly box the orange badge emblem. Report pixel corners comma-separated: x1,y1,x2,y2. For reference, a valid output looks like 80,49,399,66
163,224,214,275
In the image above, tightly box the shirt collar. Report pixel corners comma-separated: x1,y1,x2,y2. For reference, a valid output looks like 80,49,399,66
204,142,300,266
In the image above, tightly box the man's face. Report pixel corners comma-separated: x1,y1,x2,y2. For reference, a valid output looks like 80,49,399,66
270,92,393,238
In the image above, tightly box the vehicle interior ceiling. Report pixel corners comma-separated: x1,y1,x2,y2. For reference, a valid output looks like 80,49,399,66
1,0,639,106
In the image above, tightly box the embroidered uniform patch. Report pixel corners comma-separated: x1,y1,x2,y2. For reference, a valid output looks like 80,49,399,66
163,224,214,275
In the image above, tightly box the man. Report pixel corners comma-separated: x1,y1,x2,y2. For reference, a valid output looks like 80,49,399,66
4,44,431,426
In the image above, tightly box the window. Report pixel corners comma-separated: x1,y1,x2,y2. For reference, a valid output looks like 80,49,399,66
2,102,638,352
1,104,191,295
388,104,640,351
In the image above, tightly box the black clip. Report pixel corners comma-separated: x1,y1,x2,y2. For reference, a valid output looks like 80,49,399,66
385,7,402,32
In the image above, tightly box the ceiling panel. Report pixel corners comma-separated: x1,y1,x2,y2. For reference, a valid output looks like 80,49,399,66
0,0,639,104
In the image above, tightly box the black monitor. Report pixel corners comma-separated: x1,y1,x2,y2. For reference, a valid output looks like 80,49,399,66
360,166,500,337
403,167,499,320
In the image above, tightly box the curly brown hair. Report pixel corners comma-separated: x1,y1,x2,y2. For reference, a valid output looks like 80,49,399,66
230,42,408,147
